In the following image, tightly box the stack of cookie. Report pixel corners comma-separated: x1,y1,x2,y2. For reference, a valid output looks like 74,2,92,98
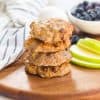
25,18,73,78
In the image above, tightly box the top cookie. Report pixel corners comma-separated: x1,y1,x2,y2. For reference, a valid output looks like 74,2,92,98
30,18,73,44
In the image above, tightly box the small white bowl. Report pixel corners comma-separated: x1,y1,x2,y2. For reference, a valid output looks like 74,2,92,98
68,7,100,35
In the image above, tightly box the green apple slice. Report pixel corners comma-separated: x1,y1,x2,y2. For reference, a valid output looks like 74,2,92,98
71,57,100,69
77,39,100,55
70,45,100,63
84,38,100,49
85,38,100,45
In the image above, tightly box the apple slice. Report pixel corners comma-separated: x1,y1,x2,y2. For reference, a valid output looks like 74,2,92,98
71,57,100,69
85,38,100,45
84,38,100,49
77,39,100,55
70,45,100,63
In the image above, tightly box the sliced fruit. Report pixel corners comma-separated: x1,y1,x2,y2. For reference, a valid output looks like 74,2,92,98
85,38,100,45
71,57,100,69
77,39,100,54
70,45,100,63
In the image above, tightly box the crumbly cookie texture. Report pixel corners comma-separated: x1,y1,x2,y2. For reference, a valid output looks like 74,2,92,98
30,18,73,44
25,18,73,78
25,62,70,78
27,50,72,67
25,37,71,53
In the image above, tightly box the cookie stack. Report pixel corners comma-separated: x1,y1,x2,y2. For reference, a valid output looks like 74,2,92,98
25,18,73,78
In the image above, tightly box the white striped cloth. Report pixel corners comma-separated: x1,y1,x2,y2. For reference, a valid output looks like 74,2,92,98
0,27,25,70
0,0,47,70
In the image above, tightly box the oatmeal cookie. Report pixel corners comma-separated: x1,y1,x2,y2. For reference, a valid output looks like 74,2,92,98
25,62,70,78
28,50,71,66
25,37,71,53
30,18,73,44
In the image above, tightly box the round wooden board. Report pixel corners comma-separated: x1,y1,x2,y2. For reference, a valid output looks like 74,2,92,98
0,36,100,100
1,63,100,100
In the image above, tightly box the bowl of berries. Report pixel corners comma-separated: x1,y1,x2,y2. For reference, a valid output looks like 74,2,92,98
68,1,100,35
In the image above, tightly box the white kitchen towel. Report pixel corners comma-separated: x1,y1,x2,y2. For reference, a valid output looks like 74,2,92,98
0,0,47,70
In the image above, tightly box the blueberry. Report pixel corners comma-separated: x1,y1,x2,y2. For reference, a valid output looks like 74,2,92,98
92,2,97,8
95,14,100,20
82,12,92,20
71,11,76,16
85,3,93,10
90,14,96,20
95,10,100,16
76,13,81,18
76,7,84,13
72,1,100,21
96,10,100,15
71,35,80,44
77,3,85,10
95,17,100,20
78,3,83,8
94,3,100,7
83,1,89,7
84,16,91,20
87,10,97,20
95,6,100,13
79,16,85,20
95,6,100,10
87,9,93,13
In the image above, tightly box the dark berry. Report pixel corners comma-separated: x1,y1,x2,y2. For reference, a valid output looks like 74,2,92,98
79,16,85,20
71,1,100,21
85,4,92,10
95,17,100,21
95,14,100,20
94,7,100,20
94,3,100,7
83,1,88,7
71,11,76,16
71,35,80,44
96,10,100,16
95,6,100,13
91,2,97,8
78,3,83,8
76,13,81,18
76,7,84,13
84,16,91,20
87,9,93,13
95,6,100,10
87,10,96,20
82,12,92,20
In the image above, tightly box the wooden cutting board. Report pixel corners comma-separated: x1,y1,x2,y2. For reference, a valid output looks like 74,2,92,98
0,36,100,100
